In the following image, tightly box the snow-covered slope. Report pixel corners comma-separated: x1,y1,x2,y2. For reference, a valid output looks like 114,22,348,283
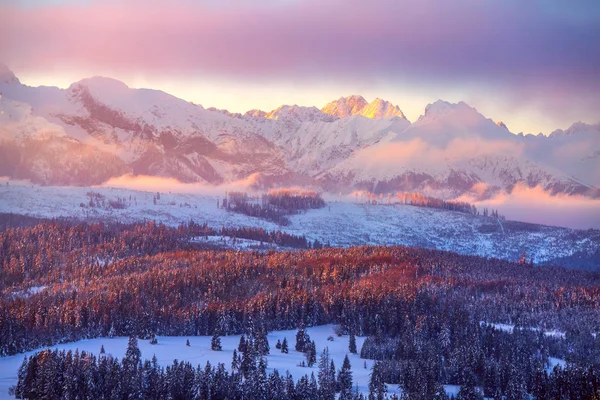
0,96,128,185
1,180,598,268
0,64,597,199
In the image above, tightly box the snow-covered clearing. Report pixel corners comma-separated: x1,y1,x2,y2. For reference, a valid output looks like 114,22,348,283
1,180,598,265
7,286,46,299
0,325,398,399
0,323,568,399
190,235,286,250
547,357,567,374
481,321,566,339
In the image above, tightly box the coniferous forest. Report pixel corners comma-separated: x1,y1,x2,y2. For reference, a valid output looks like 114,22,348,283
1,214,600,399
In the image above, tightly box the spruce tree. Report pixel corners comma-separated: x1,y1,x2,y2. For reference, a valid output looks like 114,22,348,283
306,341,317,367
255,329,270,355
14,356,29,399
338,355,353,400
211,332,222,351
318,347,335,400
296,326,309,352
368,361,386,400
238,335,247,353
281,337,289,354
349,331,357,354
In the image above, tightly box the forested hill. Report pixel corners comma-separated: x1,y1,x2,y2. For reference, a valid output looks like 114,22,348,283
1,217,599,357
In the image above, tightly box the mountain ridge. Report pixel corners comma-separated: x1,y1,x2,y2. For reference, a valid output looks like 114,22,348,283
0,64,598,199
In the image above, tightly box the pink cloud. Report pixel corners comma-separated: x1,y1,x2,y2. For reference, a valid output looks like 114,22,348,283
354,137,523,171
98,172,265,195
456,183,600,229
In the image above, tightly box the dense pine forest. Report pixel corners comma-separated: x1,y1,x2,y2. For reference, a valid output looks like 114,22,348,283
1,215,600,399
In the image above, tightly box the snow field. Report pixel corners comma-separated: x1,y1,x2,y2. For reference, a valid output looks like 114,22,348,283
0,325,400,399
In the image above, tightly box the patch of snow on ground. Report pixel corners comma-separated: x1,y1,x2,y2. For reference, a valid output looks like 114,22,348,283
7,286,47,299
547,357,567,374
481,322,566,339
190,235,286,250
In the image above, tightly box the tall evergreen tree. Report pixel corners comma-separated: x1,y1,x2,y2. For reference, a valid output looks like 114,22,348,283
238,335,247,353
281,337,289,354
306,341,317,367
318,347,336,400
296,326,310,352
122,336,142,399
338,355,353,400
368,361,386,400
349,331,358,354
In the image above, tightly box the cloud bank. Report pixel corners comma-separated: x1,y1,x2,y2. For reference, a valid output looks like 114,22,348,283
98,173,265,196
457,183,600,230
1,0,599,125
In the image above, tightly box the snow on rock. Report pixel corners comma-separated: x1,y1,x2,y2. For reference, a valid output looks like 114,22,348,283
321,95,369,118
321,95,406,120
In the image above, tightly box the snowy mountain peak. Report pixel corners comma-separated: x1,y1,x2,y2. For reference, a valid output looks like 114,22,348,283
0,62,20,85
418,100,482,123
550,121,600,138
244,109,267,118
71,76,130,94
321,95,368,118
497,121,508,130
423,100,457,115
321,95,406,120
361,98,407,120
265,104,334,122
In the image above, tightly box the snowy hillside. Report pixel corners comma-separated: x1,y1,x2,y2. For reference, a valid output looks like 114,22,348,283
0,180,598,268
0,96,128,185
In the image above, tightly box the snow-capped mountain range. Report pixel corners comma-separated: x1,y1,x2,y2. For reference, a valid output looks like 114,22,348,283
0,63,598,199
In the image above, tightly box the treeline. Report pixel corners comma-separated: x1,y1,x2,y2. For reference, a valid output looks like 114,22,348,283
355,191,504,218
13,336,363,400
188,222,312,249
265,189,326,211
223,189,325,225
395,192,478,215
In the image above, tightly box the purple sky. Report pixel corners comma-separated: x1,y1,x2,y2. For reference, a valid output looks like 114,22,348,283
1,0,599,133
